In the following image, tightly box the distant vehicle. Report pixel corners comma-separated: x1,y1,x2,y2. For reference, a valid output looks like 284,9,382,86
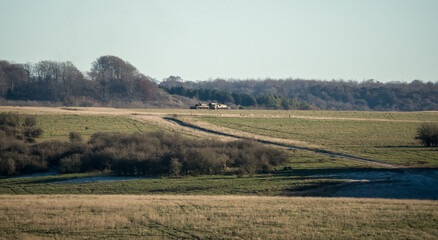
190,102,230,110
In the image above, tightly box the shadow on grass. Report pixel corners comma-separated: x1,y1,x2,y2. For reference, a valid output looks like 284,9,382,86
376,145,438,149
279,167,438,200
274,167,388,177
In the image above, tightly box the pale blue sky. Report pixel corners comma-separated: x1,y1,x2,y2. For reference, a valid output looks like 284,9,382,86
1,0,437,82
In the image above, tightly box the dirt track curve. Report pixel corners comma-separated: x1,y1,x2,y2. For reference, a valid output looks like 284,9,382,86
165,117,399,169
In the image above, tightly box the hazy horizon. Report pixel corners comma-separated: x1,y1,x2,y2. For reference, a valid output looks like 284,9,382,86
1,0,437,82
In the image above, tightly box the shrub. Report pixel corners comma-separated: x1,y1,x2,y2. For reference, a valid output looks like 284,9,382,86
0,125,20,137
0,158,16,176
169,157,182,176
24,127,43,138
0,112,21,127
31,141,71,166
81,151,113,172
23,116,37,127
69,132,83,143
416,123,438,147
59,154,82,173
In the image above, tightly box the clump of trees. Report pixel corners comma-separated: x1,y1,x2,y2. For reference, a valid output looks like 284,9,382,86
0,56,165,107
0,113,289,176
416,123,438,147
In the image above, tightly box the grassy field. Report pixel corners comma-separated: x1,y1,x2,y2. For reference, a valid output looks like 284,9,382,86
1,195,437,239
135,108,438,121
36,114,163,141
198,116,438,167
1,107,437,239
0,170,345,195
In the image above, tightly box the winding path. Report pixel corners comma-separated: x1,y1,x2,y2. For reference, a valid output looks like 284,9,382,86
165,117,399,168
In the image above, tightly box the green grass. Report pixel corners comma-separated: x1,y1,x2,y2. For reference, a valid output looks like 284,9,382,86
36,114,162,141
198,117,438,167
136,108,438,121
286,150,375,169
0,171,344,195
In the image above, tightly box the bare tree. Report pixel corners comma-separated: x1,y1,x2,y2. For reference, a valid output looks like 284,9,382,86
89,56,138,101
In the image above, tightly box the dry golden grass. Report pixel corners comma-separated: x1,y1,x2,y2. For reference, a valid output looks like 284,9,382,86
1,195,437,239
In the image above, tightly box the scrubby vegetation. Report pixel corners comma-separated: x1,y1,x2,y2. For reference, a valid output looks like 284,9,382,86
0,113,288,176
416,123,438,147
61,132,288,176
0,112,46,175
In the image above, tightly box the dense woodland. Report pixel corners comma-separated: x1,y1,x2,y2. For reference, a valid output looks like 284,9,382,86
1,56,437,111
160,77,438,111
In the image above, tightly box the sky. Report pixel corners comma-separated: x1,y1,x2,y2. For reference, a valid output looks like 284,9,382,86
1,0,437,82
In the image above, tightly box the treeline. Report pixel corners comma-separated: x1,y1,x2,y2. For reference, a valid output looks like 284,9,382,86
161,86,311,110
3,56,436,111
0,113,288,176
160,77,438,111
0,56,168,107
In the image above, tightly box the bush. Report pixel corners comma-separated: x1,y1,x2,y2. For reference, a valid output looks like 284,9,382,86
0,112,21,127
59,154,82,173
31,141,71,166
0,158,16,176
23,116,37,127
69,132,83,143
169,158,182,176
24,127,43,138
416,123,438,147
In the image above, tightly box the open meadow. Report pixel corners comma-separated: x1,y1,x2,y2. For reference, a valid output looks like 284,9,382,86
196,116,438,167
1,195,437,239
1,106,437,239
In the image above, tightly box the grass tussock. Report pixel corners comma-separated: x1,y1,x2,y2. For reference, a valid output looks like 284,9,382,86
0,195,437,239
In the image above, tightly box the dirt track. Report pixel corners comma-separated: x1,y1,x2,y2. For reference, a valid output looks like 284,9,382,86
165,117,398,169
